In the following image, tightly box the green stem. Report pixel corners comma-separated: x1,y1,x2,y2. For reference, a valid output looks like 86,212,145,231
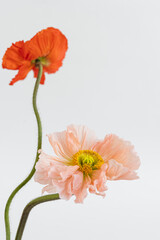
4,63,43,240
15,194,60,240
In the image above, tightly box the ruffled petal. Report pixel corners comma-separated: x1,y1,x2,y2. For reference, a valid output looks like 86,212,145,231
44,28,68,73
89,164,108,196
48,125,97,161
72,172,84,191
107,159,139,180
67,125,97,151
2,41,25,70
34,150,61,185
59,165,79,182
48,165,80,200
93,134,140,171
22,27,68,62
56,178,73,200
47,27,68,62
9,62,32,85
42,184,57,194
74,175,91,203
47,130,73,160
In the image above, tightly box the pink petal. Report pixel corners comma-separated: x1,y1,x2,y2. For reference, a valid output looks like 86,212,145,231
93,134,140,171
89,164,108,196
47,130,72,160
59,165,79,182
72,172,84,191
34,150,59,185
107,159,139,180
56,178,73,200
74,175,91,203
42,184,57,194
66,125,97,151
51,170,83,201
47,125,97,160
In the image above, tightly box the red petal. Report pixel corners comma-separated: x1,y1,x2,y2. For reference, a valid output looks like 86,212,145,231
22,27,68,67
33,67,45,84
9,63,32,85
2,41,25,70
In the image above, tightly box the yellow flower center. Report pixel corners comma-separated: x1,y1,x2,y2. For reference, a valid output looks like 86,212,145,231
72,150,104,175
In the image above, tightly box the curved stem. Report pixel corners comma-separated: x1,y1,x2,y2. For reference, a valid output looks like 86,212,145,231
15,194,60,240
4,63,43,240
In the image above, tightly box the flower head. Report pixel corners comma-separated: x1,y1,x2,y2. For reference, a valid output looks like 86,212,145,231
34,125,140,203
2,27,68,85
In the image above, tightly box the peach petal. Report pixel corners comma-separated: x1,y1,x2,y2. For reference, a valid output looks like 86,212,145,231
48,164,68,180
93,134,140,171
72,172,84,191
57,178,73,200
59,165,79,182
48,125,97,160
42,184,57,194
66,125,97,151
47,130,73,160
89,164,108,196
34,150,62,184
74,176,91,203
107,159,139,180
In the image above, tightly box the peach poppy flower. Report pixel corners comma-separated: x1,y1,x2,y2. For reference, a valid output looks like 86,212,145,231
34,125,140,203
2,27,68,85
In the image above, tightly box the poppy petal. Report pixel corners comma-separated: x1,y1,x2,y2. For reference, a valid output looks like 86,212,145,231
2,41,25,70
9,63,32,85
3,27,68,85
22,27,67,62
43,61,62,74
93,134,140,171
107,159,139,180
45,29,68,73
40,73,45,84
47,28,68,62
33,67,46,84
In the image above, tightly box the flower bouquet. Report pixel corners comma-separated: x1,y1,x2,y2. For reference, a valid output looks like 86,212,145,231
2,27,140,240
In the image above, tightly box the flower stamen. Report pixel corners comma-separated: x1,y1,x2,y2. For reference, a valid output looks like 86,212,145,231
72,150,104,175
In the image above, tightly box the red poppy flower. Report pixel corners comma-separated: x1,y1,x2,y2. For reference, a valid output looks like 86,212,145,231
2,27,68,85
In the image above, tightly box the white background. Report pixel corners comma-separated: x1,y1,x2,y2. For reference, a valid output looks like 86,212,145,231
0,0,160,239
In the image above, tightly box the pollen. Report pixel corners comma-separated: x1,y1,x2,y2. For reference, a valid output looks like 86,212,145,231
72,150,104,175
